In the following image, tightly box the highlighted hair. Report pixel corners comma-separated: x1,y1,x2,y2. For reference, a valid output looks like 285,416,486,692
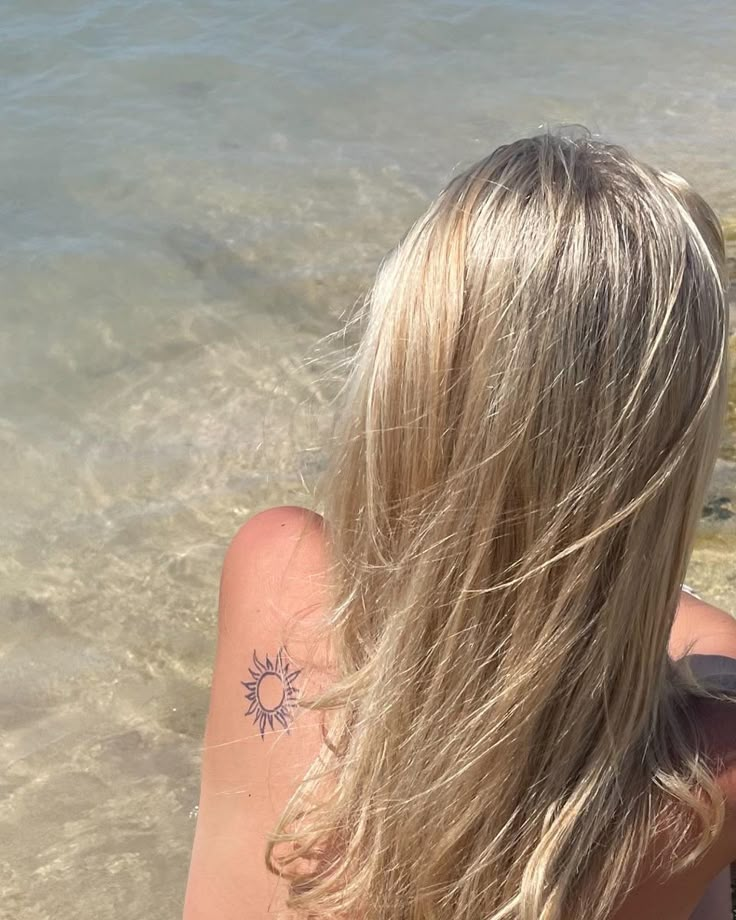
268,133,729,919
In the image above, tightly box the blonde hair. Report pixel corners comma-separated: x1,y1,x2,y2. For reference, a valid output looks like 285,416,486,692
268,133,730,919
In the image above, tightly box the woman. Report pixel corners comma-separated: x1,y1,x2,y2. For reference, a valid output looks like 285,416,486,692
184,134,736,920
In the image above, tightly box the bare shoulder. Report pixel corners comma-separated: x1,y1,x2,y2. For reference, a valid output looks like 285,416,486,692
613,595,736,919
676,593,736,874
213,503,333,730
184,507,332,920
216,505,331,656
670,590,736,775
221,504,326,601
224,504,325,563
667,593,736,869
669,589,736,660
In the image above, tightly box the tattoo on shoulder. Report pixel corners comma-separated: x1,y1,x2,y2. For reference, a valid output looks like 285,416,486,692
241,647,302,739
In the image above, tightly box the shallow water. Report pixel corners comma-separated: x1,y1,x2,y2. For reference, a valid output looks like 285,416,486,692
1,1,735,917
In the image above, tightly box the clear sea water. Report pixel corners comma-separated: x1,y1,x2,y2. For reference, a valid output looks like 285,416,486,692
1,2,735,918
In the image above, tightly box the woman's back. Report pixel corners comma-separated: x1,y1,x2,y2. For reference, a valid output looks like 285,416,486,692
184,506,736,920
185,134,734,919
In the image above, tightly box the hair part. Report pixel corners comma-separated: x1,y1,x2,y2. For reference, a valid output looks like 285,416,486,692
267,132,729,920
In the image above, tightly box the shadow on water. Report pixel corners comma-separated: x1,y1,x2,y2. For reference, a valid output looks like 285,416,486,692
163,226,262,303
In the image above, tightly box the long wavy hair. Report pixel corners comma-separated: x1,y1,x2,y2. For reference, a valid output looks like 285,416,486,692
267,133,730,920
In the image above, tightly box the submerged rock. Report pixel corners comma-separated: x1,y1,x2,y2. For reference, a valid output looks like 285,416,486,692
688,226,736,609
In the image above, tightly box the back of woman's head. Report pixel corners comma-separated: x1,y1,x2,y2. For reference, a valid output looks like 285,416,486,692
269,133,729,920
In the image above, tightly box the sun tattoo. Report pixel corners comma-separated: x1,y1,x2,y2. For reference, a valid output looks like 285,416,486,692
241,648,301,739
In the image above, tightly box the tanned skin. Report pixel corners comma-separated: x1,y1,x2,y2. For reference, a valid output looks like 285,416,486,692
183,506,736,920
